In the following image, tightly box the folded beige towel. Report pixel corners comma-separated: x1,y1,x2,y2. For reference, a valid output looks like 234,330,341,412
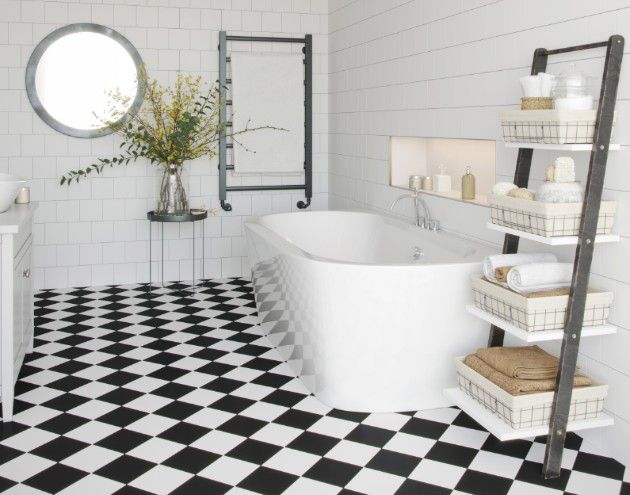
476,345,559,380
463,354,591,395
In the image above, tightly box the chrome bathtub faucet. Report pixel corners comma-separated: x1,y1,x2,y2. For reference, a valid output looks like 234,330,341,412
389,189,440,231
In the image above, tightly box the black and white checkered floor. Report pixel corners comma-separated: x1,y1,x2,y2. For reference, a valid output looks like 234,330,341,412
0,279,627,495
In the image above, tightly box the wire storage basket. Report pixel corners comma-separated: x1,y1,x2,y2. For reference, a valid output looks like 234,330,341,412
500,109,615,144
471,275,613,332
456,357,607,429
489,194,617,237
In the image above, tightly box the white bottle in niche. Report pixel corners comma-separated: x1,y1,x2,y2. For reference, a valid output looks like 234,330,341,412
432,165,452,193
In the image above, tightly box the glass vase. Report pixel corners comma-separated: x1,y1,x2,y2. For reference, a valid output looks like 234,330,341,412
156,163,189,215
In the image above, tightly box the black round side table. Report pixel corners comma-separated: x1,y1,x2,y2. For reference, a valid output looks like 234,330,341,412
147,210,208,291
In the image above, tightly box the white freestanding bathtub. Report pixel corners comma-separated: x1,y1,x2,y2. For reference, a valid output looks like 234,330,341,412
245,210,494,412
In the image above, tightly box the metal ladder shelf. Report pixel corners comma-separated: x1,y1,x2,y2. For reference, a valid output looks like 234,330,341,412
486,35,624,479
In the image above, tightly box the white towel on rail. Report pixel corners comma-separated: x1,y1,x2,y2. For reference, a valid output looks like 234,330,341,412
482,253,557,284
230,52,305,175
506,262,574,294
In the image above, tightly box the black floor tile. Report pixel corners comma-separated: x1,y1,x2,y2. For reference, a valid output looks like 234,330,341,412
238,466,298,495
304,458,362,487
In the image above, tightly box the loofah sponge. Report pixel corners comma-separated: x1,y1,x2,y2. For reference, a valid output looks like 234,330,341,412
507,187,535,200
492,182,518,195
535,182,583,203
553,156,576,183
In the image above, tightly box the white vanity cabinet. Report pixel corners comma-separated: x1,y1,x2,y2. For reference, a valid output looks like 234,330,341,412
0,204,36,421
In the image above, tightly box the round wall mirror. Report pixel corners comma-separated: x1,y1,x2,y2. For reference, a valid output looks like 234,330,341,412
26,23,144,138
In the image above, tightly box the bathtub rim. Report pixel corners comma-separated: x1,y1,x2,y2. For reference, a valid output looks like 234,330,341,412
245,209,495,268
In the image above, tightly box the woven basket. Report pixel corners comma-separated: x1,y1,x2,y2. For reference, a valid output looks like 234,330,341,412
471,275,613,332
521,97,553,110
456,357,607,429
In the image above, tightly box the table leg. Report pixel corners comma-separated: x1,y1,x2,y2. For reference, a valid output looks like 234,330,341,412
149,221,152,295
192,220,196,292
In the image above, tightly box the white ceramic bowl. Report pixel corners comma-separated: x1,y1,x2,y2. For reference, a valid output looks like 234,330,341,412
0,174,26,213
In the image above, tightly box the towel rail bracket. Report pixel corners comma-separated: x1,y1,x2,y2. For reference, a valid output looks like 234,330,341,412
217,30,313,212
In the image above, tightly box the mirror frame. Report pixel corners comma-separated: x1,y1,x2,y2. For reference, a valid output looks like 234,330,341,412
25,23,145,139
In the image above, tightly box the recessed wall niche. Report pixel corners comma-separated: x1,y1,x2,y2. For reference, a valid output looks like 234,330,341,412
389,137,496,205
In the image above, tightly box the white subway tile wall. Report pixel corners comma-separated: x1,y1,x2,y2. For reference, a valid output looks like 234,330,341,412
327,0,630,467
0,0,329,289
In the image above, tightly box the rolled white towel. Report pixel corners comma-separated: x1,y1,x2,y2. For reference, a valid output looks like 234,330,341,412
506,262,573,294
483,253,557,283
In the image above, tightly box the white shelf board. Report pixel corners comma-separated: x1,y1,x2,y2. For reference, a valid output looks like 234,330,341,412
444,387,614,441
466,305,617,342
486,222,620,245
503,143,620,151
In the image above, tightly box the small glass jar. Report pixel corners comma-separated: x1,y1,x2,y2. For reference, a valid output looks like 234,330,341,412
409,175,423,191
422,176,433,190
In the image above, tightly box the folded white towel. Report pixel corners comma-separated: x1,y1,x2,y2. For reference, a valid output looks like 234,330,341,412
506,262,573,294
483,253,558,284
231,52,305,175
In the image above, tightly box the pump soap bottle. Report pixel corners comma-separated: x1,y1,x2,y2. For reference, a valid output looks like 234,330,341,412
461,166,476,200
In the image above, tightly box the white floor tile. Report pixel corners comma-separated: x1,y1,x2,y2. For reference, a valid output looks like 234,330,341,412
565,471,623,495
58,474,123,495
231,383,275,401
1,428,58,451
251,423,303,446
65,421,119,444
439,424,489,449
62,445,121,473
240,401,288,422
409,458,466,489
179,389,225,407
346,467,406,495
507,480,564,495
362,413,410,431
263,448,320,476
198,457,258,486
325,440,380,466
124,393,172,413
469,450,524,479
11,406,60,427
127,414,179,436
281,477,341,494
128,437,185,463
0,454,55,482
383,431,435,458
308,416,357,438
192,430,246,455
129,465,193,495
68,400,119,420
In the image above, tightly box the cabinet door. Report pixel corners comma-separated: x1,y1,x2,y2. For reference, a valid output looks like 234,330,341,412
21,243,33,353
12,240,31,365
12,251,24,360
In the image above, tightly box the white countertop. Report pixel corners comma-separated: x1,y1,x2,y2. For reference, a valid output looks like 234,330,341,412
0,203,38,234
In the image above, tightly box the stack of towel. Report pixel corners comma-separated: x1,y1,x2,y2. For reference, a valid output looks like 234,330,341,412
483,253,573,294
463,346,591,395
